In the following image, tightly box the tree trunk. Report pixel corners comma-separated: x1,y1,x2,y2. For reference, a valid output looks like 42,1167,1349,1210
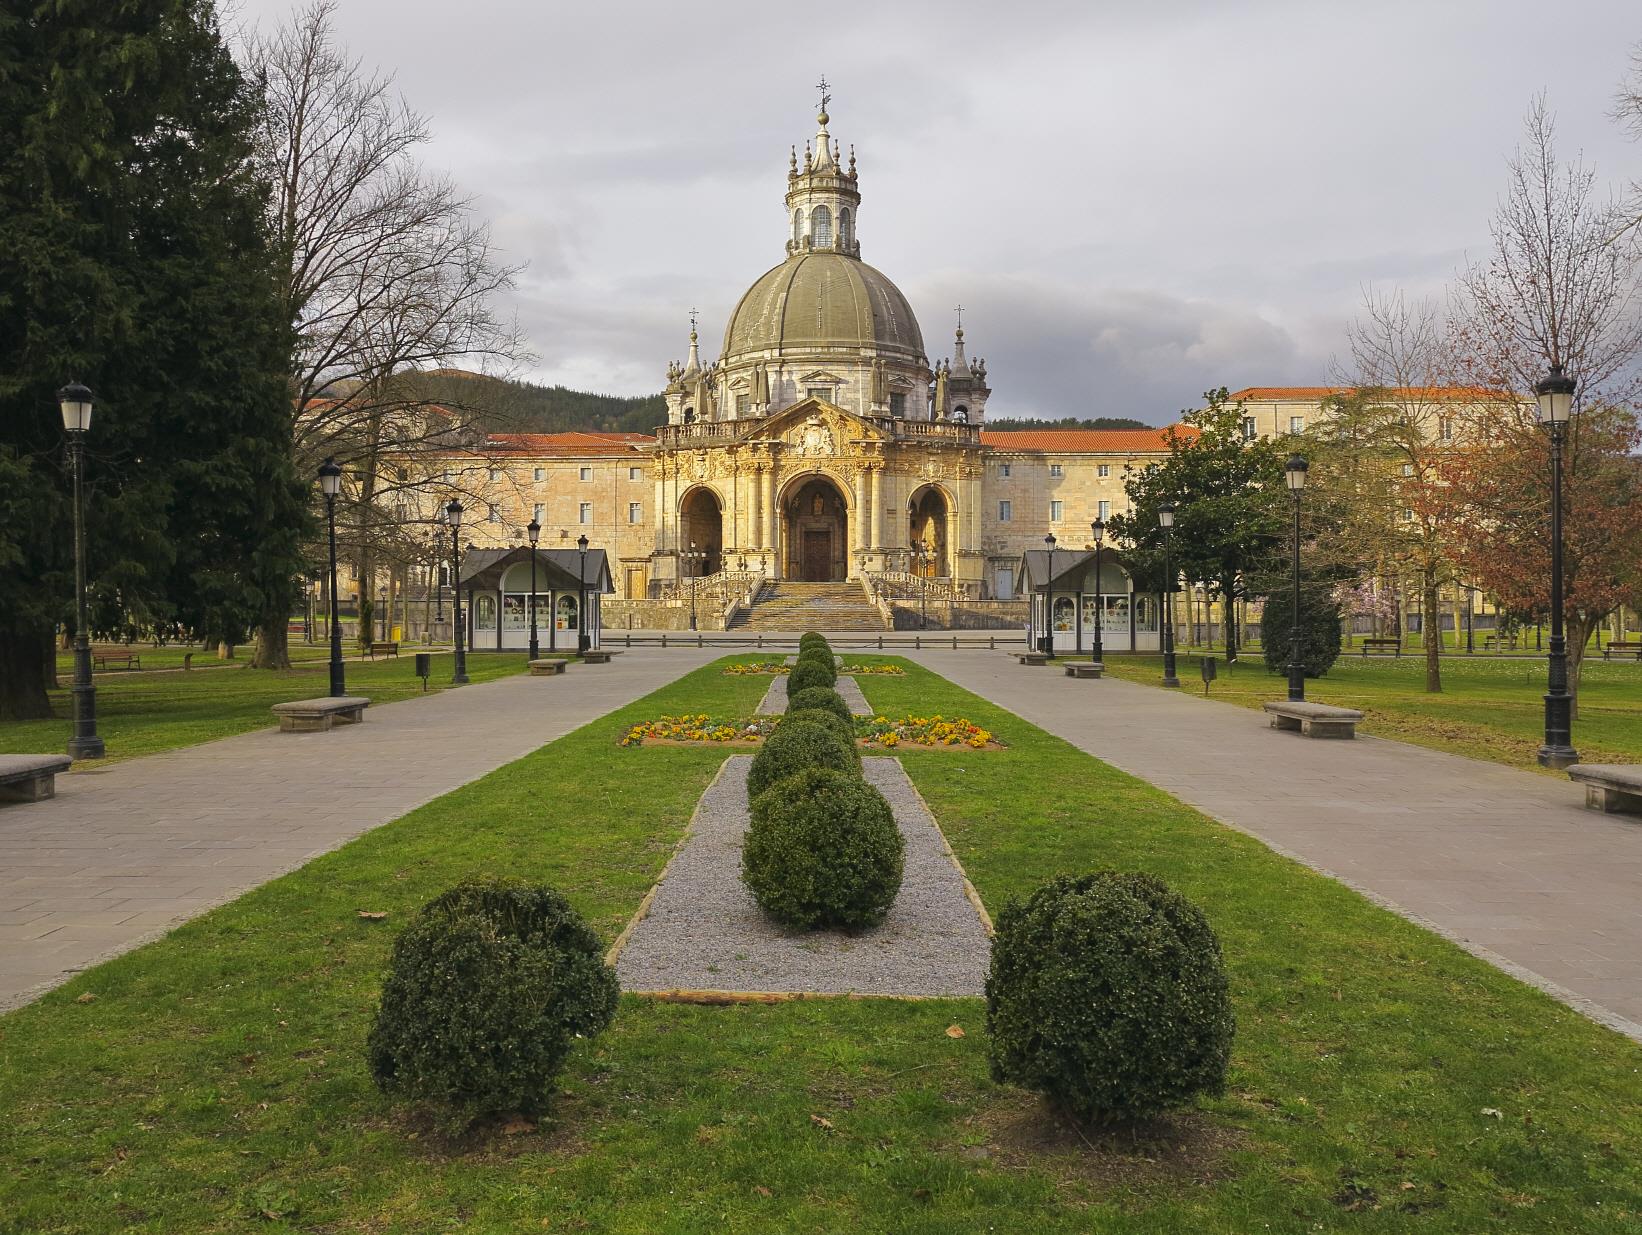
357,545,376,651
0,628,56,720
1222,576,1239,663
253,616,292,670
1567,610,1598,721
1422,572,1443,693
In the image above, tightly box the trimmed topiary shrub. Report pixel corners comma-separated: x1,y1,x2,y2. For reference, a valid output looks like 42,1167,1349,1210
746,713,860,799
786,657,835,695
783,707,859,753
788,685,852,723
985,871,1234,1126
1259,585,1343,679
799,631,830,654
742,767,904,930
367,878,618,1127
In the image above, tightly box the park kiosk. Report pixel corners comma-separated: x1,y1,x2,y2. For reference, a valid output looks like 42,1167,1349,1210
458,546,614,653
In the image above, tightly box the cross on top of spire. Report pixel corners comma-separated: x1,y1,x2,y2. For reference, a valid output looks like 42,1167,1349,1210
688,307,698,334
816,75,831,118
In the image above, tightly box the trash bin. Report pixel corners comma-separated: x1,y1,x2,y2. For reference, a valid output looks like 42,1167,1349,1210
414,652,431,691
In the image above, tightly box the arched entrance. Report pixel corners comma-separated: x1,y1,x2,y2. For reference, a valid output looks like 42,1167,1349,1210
908,484,949,577
680,486,724,575
783,475,849,581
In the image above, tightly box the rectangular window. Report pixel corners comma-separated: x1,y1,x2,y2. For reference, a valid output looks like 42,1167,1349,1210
1402,463,1415,477
629,467,642,481
534,467,545,482
1050,500,1063,521
1242,416,1257,441
1439,418,1453,442
1402,508,1415,522
1098,499,1111,520
532,503,544,523
736,393,751,414
998,500,1012,522
487,504,500,524
806,386,831,402
889,392,906,416
628,501,641,524
1289,415,1306,434
579,502,592,524
1097,464,1110,478
579,466,592,481
1049,463,1063,478
1000,462,1011,478
489,467,500,482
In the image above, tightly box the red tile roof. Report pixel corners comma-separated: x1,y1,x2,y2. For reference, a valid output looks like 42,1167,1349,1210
1229,386,1508,402
487,431,654,455
980,426,1190,452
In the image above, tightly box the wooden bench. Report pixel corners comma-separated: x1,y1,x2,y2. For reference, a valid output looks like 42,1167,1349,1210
529,658,570,676
1262,700,1364,739
0,755,74,803
1013,651,1051,666
270,696,371,733
1360,637,1401,657
1064,662,1104,679
1601,642,1642,662
92,649,141,670
365,641,399,659
1567,764,1642,816
1480,634,1519,651
581,649,617,664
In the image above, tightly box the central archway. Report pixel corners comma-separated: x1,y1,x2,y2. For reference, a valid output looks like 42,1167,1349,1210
782,474,849,581
680,486,724,575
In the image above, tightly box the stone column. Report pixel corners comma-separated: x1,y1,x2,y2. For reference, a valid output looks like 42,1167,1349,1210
765,464,779,567
853,465,869,552
870,463,884,549
751,464,764,551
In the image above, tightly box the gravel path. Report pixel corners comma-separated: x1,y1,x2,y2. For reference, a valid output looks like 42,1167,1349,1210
613,755,991,997
757,674,872,715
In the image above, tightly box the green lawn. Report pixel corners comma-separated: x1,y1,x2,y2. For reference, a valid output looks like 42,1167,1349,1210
2,657,1639,1233
55,640,444,675
2,652,524,763
1096,650,1642,771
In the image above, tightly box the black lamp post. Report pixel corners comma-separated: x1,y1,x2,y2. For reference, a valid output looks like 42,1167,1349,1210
577,533,590,653
1535,364,1579,769
446,498,468,684
914,542,931,630
1042,533,1057,656
684,540,704,631
1158,503,1180,687
59,382,105,758
1090,518,1106,666
526,517,541,661
318,456,345,698
432,534,444,624
1283,454,1309,702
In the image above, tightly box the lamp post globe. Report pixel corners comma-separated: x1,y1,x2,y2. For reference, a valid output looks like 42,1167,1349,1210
526,517,541,661
1533,364,1579,768
446,499,468,684
1283,454,1309,702
1157,502,1180,687
59,381,104,757
1090,518,1106,666
577,534,590,653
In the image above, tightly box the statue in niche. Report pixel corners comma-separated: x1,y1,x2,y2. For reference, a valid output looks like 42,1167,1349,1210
811,492,825,516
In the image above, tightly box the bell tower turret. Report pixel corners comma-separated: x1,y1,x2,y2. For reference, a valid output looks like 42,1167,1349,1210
785,79,861,258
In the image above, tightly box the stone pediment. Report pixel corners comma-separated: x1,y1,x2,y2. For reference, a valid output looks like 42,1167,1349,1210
757,397,886,453
797,369,847,384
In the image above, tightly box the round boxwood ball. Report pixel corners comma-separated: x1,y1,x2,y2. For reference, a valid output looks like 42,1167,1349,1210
985,871,1234,1126
367,878,618,1125
747,713,860,799
786,657,835,695
788,685,852,724
742,767,904,930
783,707,859,753
799,631,830,653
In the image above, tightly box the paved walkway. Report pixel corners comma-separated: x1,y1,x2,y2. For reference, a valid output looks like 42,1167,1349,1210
0,650,715,1011
898,653,1642,1040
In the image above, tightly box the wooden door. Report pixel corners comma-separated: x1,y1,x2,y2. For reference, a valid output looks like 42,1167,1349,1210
802,529,831,581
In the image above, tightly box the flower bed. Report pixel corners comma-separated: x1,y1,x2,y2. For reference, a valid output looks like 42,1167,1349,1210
621,710,1001,750
844,664,906,676
863,714,1001,750
720,662,907,676
619,714,777,747
722,663,789,675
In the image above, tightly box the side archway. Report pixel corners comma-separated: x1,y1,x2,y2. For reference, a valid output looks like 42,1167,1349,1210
907,483,951,578
679,485,725,575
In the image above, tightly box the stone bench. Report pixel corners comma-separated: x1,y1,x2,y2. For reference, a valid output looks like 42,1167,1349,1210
1064,662,1104,679
270,696,370,733
581,649,617,665
529,658,570,676
0,755,74,803
1262,700,1364,739
1013,651,1051,666
1567,764,1642,817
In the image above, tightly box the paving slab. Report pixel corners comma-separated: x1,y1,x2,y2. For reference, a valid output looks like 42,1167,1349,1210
0,649,715,1011
890,652,1642,1041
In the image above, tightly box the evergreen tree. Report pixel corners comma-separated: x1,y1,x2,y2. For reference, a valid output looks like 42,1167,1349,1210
0,0,302,719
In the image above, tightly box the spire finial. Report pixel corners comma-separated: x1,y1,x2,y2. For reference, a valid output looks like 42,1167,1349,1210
954,304,965,339
848,143,856,176
789,145,797,175
689,306,698,338
684,309,701,375
816,74,831,123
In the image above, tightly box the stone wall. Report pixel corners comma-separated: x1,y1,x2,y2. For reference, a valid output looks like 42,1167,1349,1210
890,599,1028,630
602,600,721,631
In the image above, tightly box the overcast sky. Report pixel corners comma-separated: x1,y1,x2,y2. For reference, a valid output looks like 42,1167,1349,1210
235,0,1640,424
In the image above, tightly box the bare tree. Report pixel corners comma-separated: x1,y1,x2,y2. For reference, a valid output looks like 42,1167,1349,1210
243,0,526,666
1614,43,1642,244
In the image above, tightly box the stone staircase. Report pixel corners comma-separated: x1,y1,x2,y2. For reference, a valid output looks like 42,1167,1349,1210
727,581,889,632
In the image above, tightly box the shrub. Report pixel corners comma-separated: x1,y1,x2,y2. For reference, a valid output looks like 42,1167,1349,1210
367,878,618,1126
786,657,835,695
788,685,852,723
1259,585,1343,678
799,631,830,655
742,767,904,930
746,713,860,799
985,871,1234,1126
784,707,859,752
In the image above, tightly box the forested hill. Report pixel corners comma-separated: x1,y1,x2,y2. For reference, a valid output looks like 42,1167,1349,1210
405,369,667,435
986,416,1151,431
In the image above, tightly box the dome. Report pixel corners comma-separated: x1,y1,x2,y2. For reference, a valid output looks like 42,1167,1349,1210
722,252,925,362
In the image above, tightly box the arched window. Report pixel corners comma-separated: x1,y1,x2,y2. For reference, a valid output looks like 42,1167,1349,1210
792,209,803,245
838,207,852,248
475,594,497,630
556,594,578,631
951,405,968,423
811,205,832,248
683,406,695,424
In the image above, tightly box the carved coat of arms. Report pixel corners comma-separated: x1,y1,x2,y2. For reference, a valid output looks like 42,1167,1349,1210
796,418,834,458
